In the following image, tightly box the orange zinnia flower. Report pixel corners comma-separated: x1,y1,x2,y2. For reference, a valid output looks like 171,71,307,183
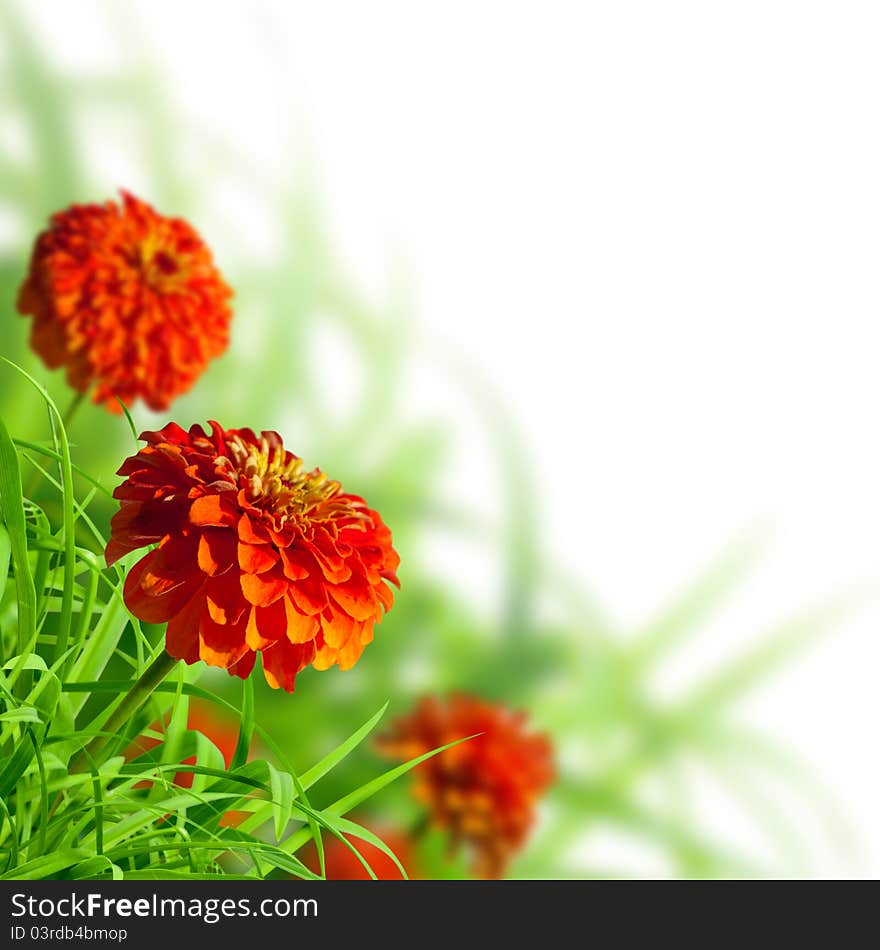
17,191,232,412
106,421,399,691
378,695,554,878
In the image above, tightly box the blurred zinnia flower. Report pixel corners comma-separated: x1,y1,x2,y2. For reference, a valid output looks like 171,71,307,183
17,191,232,412
125,699,249,826
107,421,399,691
301,821,416,880
125,699,244,790
378,694,554,878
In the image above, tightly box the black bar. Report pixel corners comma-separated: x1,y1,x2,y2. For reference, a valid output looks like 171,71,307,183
1,879,876,946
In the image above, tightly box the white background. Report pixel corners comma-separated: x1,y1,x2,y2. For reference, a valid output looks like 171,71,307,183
26,1,880,875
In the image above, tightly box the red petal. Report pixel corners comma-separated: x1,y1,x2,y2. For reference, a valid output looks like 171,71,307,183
260,639,316,692
140,422,190,446
205,574,248,625
145,534,200,589
245,600,287,650
124,551,202,624
288,573,328,615
198,528,236,576
164,591,205,664
106,538,137,568
107,500,182,564
199,614,249,669
227,651,256,681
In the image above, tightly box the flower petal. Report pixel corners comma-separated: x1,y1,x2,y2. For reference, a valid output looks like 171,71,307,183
199,614,249,668
321,609,357,650
124,550,202,624
312,642,338,671
288,573,328,615
283,596,321,644
337,634,367,670
238,512,268,544
241,568,287,606
260,639,316,692
190,494,236,527
198,528,236,576
375,581,395,613
205,574,248,625
279,545,311,581
165,590,206,664
245,600,287,650
227,650,256,681
328,577,379,622
238,541,278,574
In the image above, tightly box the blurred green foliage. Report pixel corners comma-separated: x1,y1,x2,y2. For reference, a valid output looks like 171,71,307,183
0,0,851,877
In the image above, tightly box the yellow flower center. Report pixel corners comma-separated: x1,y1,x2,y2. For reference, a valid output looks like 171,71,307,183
223,434,346,526
132,230,185,295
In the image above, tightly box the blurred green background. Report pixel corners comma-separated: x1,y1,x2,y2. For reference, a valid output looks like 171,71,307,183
0,0,859,878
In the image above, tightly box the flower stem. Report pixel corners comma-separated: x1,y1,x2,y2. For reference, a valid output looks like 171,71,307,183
61,390,86,430
409,813,430,840
70,651,179,775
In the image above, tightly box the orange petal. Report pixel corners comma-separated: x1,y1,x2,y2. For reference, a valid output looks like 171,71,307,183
375,581,394,612
312,642,338,671
279,545,311,581
241,569,287,607
283,596,321,644
238,541,278,574
329,578,378,622
305,528,352,583
238,512,269,544
199,614,249,669
190,494,236,527
360,621,375,645
337,634,366,670
321,609,357,649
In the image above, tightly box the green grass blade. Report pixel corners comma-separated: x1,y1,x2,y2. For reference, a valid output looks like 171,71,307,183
298,701,388,791
230,676,253,770
0,416,37,662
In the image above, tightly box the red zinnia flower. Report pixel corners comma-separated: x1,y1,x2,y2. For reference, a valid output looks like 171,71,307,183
17,191,232,412
106,421,399,692
377,695,554,878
